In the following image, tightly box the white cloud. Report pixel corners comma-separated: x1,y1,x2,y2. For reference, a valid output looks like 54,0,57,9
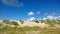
28,11,34,16
46,15,60,20
30,17,35,21
58,16,60,18
47,15,54,20
43,17,47,20
44,13,60,20
58,16,60,20
1,0,23,7
27,17,35,21
37,11,40,14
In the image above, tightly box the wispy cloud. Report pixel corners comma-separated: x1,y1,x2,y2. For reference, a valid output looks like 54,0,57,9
28,11,34,16
37,11,40,14
1,0,23,7
42,15,60,20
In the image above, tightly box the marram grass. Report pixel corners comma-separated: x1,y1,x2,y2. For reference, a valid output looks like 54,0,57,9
0,26,60,34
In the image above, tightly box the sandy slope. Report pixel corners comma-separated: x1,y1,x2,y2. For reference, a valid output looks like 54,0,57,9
15,21,49,28
0,20,60,28
0,20,3,23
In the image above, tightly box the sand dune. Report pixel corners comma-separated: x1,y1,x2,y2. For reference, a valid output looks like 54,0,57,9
15,21,49,28
0,20,3,23
0,20,60,28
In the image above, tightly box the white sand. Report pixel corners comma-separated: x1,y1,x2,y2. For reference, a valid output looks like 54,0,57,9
0,20,3,23
1,20,60,28
15,21,49,28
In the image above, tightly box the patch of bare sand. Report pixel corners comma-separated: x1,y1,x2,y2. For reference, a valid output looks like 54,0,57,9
0,20,3,23
15,21,49,28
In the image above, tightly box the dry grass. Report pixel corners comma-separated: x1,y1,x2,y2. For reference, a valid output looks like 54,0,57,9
0,26,60,34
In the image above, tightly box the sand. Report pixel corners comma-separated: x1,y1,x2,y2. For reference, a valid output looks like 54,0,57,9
15,21,49,28
0,20,60,28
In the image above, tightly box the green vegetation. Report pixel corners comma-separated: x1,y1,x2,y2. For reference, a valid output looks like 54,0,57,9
0,23,3,27
10,21,19,26
0,26,60,34
3,20,10,24
57,20,60,25
3,20,19,27
3,20,19,26
39,20,44,23
0,20,60,34
38,19,60,26
34,20,39,23
3,20,60,26
19,20,24,24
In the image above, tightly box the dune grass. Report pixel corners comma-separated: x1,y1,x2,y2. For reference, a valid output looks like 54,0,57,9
0,20,60,34
0,26,60,34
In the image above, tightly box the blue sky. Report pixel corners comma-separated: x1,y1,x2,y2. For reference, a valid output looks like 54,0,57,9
0,0,60,20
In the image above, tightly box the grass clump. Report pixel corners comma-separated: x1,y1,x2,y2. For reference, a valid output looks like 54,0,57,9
10,21,19,26
19,20,24,24
3,20,10,24
33,20,39,23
